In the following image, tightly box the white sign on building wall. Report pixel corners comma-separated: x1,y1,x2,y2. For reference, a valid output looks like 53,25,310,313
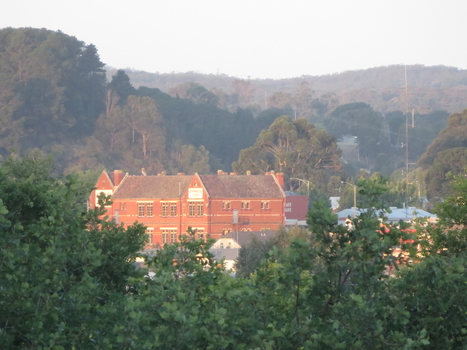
188,188,203,199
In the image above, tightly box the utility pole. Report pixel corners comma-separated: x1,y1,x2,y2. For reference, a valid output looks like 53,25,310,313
291,178,310,198
405,66,409,193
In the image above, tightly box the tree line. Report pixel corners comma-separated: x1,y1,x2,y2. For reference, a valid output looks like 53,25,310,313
2,155,467,349
0,27,464,205
117,65,467,115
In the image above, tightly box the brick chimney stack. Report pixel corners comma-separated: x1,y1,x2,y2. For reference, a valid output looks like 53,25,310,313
275,172,285,189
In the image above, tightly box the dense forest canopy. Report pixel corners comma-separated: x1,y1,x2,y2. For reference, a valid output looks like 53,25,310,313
0,28,106,153
1,27,466,206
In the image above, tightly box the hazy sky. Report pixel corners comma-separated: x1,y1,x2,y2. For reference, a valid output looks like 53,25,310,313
2,0,466,79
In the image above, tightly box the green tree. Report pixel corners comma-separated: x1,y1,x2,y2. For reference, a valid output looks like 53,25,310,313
293,81,314,120
0,28,106,155
233,115,342,191
325,102,389,172
418,109,467,200
267,92,293,109
168,142,211,174
236,236,277,278
232,78,255,108
235,226,310,278
391,255,467,350
0,154,146,348
418,109,467,170
125,95,165,167
391,173,467,349
96,105,127,152
425,147,467,200
169,82,219,106
418,173,467,256
108,69,136,107
234,181,420,349
131,228,245,349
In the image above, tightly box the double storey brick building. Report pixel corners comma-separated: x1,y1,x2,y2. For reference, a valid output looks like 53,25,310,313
89,170,286,247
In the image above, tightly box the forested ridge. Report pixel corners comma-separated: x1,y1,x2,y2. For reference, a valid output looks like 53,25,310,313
113,64,467,114
1,27,467,205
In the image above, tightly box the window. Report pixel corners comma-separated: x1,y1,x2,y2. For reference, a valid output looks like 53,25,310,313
188,202,203,216
170,203,177,217
146,228,154,245
162,229,169,244
222,228,231,235
146,203,153,217
162,229,177,244
222,201,231,210
161,202,169,217
119,202,127,211
241,227,252,231
188,202,196,216
197,202,204,216
241,201,250,210
138,203,153,217
170,230,177,243
138,203,145,217
261,201,270,210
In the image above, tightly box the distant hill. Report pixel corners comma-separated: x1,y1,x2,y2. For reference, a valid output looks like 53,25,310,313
107,65,467,114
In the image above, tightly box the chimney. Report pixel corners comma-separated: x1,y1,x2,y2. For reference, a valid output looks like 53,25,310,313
177,172,185,176
246,170,251,175
141,168,147,176
230,172,237,175
217,169,223,175
113,170,123,187
275,172,285,189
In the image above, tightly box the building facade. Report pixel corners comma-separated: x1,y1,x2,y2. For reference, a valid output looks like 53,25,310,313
89,170,287,248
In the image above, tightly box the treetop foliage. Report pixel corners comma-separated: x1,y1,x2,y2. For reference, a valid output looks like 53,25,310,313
2,157,467,348
0,27,106,155
233,115,342,192
419,109,467,200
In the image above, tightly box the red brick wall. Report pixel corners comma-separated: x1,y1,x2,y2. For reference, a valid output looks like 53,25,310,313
111,197,284,247
93,173,285,248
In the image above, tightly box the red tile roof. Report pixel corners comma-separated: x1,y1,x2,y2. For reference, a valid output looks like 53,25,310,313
200,174,284,199
112,175,192,199
111,174,284,200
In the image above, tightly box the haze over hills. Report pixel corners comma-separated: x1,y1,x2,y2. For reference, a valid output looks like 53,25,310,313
108,65,467,114
1,27,466,205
